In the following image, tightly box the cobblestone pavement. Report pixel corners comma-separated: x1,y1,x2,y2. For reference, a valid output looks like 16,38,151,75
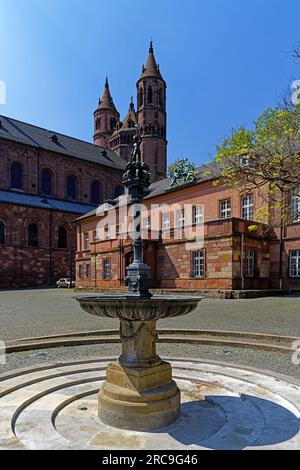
1,342,300,382
1,288,300,381
0,288,300,341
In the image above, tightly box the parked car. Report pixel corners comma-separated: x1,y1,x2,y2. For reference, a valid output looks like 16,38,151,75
56,278,75,288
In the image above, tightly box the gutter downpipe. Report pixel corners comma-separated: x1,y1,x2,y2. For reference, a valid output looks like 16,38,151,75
241,232,245,290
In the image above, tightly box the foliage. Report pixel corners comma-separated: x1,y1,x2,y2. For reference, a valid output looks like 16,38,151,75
214,104,300,225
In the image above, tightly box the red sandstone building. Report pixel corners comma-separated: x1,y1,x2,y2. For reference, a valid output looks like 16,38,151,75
75,45,300,296
0,116,125,288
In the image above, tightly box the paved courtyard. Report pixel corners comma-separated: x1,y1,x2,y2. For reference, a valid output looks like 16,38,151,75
0,288,300,341
1,288,300,381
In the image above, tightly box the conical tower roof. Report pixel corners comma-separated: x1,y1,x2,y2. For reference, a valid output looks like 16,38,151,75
98,77,118,111
139,41,163,81
121,97,137,129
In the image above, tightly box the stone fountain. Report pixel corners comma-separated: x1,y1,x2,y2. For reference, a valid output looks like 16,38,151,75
76,131,202,431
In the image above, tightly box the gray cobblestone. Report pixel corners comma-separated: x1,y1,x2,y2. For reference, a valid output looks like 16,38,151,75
1,342,300,382
0,289,300,341
1,288,300,381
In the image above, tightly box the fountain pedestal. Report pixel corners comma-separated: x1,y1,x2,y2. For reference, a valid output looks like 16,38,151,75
99,320,180,430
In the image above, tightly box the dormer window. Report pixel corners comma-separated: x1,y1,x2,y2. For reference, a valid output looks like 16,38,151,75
50,134,58,143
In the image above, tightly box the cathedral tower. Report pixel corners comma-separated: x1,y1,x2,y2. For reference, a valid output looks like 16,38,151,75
94,78,120,147
136,42,167,181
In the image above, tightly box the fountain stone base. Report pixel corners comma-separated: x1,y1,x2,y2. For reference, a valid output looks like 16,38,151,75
99,319,180,431
76,295,202,431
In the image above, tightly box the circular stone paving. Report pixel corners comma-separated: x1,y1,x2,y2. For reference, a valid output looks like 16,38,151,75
0,357,300,450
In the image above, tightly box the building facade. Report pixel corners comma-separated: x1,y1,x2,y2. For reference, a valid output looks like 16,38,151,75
75,173,300,295
0,116,125,288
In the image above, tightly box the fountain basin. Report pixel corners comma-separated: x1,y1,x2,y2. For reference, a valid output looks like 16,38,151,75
75,294,203,321
75,294,202,431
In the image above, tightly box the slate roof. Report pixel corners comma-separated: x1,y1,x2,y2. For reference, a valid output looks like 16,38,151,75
0,190,96,215
0,115,125,170
76,162,220,221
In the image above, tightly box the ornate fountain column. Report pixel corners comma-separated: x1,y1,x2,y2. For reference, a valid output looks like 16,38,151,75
99,131,179,430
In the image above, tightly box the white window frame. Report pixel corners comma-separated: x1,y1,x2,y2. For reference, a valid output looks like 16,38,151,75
246,249,255,277
86,263,90,277
193,205,203,225
84,232,89,251
176,209,185,228
78,264,83,278
93,230,98,242
220,199,231,219
241,194,254,220
291,187,300,222
289,250,300,277
143,217,151,230
103,258,111,280
104,227,110,240
162,213,170,230
192,250,205,278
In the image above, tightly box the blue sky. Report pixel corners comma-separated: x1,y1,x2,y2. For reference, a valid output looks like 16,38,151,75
0,0,299,167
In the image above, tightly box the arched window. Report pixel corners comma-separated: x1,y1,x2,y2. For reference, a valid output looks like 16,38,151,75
138,87,143,107
114,185,124,198
41,169,53,196
147,86,153,104
67,174,77,200
11,162,22,189
91,180,102,205
28,223,38,247
58,226,68,249
0,219,5,244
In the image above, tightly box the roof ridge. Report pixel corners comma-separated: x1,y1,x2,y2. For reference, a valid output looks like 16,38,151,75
0,114,110,152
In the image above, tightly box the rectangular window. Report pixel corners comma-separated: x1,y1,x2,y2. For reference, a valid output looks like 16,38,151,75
86,264,90,277
289,250,300,277
162,213,170,230
103,258,111,280
220,199,231,219
104,227,110,240
143,217,151,229
84,232,89,251
246,249,255,277
241,194,254,220
291,187,300,222
93,230,98,242
193,205,203,225
78,264,83,278
192,250,205,278
116,224,120,237
176,209,185,227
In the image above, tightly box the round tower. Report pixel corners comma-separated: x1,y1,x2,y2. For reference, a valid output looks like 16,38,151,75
94,78,120,148
136,42,167,181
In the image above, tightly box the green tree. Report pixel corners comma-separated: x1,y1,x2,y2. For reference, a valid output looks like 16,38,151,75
211,103,300,289
213,105,300,220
